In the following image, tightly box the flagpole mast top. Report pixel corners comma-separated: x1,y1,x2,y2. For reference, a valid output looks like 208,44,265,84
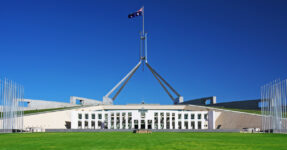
142,6,144,35
141,6,147,63
139,6,147,62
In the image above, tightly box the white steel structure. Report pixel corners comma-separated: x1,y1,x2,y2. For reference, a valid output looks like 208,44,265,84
71,105,213,130
103,7,183,105
0,78,24,132
261,79,287,133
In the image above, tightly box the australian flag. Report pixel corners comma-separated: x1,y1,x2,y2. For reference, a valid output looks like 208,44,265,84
128,7,143,19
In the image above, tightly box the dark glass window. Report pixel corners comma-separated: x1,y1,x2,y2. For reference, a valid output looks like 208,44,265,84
198,121,202,129
198,114,201,119
184,114,188,119
191,114,194,119
204,114,208,120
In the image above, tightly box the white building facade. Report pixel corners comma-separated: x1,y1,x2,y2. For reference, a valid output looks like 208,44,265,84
71,105,216,130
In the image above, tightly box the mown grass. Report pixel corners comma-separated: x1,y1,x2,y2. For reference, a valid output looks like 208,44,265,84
209,106,287,118
0,132,286,150
24,106,80,115
211,107,262,114
23,106,262,116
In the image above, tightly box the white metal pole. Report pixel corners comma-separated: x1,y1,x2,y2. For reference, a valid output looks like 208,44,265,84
105,61,142,98
142,6,144,37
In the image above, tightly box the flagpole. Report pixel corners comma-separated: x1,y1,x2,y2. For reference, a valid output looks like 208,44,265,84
142,6,144,36
142,6,148,63
139,6,147,63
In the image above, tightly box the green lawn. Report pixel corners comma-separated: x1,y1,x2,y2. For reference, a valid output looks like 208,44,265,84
0,132,286,150
24,106,80,115
208,107,287,118
210,107,262,114
0,106,80,116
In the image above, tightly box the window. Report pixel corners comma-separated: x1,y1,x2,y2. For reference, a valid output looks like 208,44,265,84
204,114,208,120
91,121,95,128
184,114,188,120
98,114,102,120
78,121,82,128
98,121,102,128
134,120,138,129
154,112,158,122
184,121,188,129
191,121,195,129
191,114,194,119
205,99,211,105
198,121,202,129
85,114,89,119
178,114,182,119
111,120,114,129
178,122,182,129
85,121,88,128
141,112,145,118
92,114,95,119
78,114,82,119
198,114,201,119
154,112,158,116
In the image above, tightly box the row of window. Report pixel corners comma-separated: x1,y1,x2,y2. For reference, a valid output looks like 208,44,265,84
78,112,208,120
78,112,132,120
154,113,208,120
77,120,207,129
78,114,101,120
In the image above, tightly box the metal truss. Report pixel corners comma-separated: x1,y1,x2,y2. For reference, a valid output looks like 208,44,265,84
103,60,183,104
102,7,183,104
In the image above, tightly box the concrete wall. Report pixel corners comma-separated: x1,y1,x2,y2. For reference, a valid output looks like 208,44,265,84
23,99,77,110
0,99,78,112
70,96,102,105
185,105,262,129
24,109,73,129
0,97,103,112
215,110,262,129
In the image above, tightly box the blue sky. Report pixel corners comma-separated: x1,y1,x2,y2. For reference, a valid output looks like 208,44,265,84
0,0,287,104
